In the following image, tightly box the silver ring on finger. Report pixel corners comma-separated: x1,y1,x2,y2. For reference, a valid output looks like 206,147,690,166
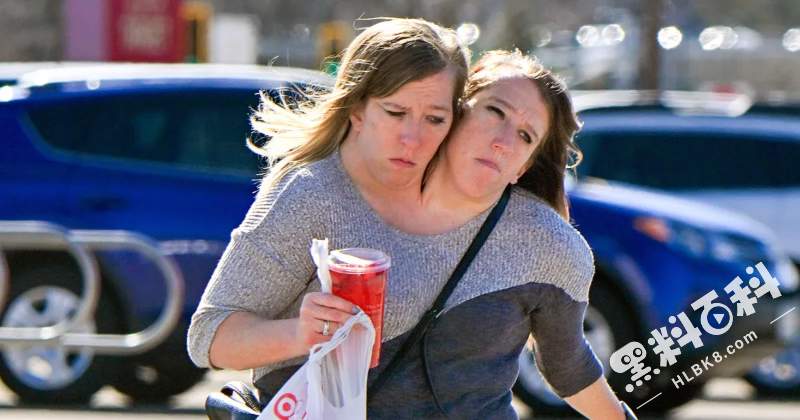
322,320,331,336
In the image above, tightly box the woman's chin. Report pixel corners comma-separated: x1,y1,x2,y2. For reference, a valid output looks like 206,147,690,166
378,172,423,191
455,180,503,202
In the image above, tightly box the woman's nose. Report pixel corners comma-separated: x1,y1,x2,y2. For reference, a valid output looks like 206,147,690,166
491,126,514,152
491,140,506,151
399,120,422,147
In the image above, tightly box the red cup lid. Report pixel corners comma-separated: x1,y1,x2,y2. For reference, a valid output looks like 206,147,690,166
328,248,391,274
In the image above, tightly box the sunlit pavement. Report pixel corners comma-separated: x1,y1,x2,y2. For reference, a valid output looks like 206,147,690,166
0,371,798,419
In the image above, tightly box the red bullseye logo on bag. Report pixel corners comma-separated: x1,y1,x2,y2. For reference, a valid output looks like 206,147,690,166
328,248,390,368
273,392,306,419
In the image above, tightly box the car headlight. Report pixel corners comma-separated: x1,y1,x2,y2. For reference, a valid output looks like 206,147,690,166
634,217,767,262
775,258,799,293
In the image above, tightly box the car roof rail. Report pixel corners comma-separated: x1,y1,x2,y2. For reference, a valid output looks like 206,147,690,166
17,63,332,90
572,89,753,117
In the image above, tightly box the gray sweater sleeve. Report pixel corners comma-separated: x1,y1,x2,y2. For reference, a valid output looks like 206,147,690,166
186,168,323,368
528,220,604,398
530,288,604,397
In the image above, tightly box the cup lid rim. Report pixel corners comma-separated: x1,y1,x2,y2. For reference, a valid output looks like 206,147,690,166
328,248,391,273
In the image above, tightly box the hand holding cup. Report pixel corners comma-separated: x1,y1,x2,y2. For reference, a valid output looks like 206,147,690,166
296,291,358,349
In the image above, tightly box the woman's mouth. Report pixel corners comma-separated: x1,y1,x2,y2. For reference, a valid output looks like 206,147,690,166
389,158,416,168
475,158,500,172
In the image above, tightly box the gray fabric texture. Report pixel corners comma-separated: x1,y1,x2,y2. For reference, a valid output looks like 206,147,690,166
187,151,602,416
254,283,601,419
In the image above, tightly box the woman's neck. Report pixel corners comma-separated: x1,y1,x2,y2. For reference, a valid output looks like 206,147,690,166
339,137,425,228
419,161,504,233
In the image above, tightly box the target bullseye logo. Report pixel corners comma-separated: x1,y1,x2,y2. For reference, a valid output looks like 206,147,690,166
274,392,298,419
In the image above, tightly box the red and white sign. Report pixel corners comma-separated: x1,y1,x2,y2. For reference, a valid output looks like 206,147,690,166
108,0,184,62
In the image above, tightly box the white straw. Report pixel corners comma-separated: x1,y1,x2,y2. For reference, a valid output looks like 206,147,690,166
310,238,332,293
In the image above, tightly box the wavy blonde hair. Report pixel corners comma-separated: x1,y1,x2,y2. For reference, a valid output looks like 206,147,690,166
249,18,470,192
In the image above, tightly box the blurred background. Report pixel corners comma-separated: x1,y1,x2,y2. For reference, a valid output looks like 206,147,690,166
1,1,800,419
3,0,800,94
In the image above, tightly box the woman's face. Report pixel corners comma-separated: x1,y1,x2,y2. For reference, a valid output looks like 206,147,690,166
444,77,550,200
348,68,456,190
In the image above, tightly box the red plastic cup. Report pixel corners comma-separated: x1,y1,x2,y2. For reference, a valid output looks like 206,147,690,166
328,248,390,368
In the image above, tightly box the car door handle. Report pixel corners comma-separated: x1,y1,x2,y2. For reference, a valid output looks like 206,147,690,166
79,196,127,212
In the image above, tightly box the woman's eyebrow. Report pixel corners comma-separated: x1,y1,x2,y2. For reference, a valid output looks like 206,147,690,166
488,96,518,113
429,104,451,112
487,96,541,140
381,101,451,113
381,101,407,110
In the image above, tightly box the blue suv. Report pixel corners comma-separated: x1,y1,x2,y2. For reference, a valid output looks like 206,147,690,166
514,179,798,414
0,64,328,403
568,91,800,400
0,66,796,413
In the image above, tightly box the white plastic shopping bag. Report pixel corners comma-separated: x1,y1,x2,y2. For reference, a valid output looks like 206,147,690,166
259,312,375,420
258,239,376,420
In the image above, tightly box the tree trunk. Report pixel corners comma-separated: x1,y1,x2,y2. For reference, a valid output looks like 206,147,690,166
638,0,663,91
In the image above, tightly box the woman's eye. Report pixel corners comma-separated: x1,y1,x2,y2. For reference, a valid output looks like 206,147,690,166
385,109,405,118
519,130,533,144
487,105,505,119
427,115,446,125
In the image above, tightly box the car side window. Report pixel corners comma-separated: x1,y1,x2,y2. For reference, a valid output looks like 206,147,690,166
576,131,800,190
26,90,264,175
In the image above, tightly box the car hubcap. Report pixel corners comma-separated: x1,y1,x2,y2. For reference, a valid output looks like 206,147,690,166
1,286,96,389
750,348,800,389
517,305,615,406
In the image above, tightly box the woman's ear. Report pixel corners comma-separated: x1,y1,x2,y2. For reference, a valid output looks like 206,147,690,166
349,102,366,132
514,153,537,182
515,165,530,180
510,168,524,185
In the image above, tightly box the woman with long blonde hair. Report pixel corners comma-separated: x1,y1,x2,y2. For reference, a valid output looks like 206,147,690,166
188,13,471,404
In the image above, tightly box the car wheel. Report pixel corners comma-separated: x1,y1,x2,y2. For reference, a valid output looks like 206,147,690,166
0,263,123,404
513,283,704,415
108,323,207,402
745,347,800,397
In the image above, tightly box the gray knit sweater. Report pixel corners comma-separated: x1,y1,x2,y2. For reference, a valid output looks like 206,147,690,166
187,152,602,418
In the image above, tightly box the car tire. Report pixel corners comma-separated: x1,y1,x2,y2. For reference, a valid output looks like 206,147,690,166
513,282,704,416
108,323,207,402
0,262,124,405
744,347,800,397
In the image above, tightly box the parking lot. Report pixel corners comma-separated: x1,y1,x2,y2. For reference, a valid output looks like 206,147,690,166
1,371,798,419
2,4,800,420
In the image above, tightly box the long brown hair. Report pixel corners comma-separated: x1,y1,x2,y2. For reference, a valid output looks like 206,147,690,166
250,18,470,192
465,50,582,219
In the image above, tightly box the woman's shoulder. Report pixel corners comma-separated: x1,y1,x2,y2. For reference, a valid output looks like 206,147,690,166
268,153,343,196
274,153,354,208
506,188,583,244
238,154,343,234
504,188,595,298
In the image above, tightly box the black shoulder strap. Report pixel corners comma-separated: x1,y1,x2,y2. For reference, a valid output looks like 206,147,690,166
368,186,512,399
